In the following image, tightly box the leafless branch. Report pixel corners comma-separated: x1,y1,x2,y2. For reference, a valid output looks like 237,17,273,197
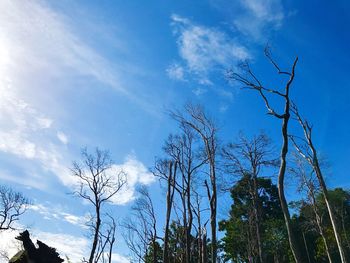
0,186,30,231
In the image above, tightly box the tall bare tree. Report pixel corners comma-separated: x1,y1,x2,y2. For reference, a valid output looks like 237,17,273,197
122,186,159,263
163,129,206,263
171,104,218,263
191,189,209,263
290,104,347,262
227,49,303,262
292,155,333,263
221,133,277,263
71,148,126,263
0,185,30,231
94,214,117,263
154,159,177,263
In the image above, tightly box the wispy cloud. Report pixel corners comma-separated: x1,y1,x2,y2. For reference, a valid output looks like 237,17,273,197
0,0,132,190
233,0,285,40
171,14,250,75
166,63,186,81
192,87,207,96
0,85,73,188
0,0,162,118
0,0,127,94
0,0,160,192
57,131,69,145
28,203,89,229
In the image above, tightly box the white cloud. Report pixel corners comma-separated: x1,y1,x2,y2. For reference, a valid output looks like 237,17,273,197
0,0,161,191
0,230,21,262
170,14,250,88
110,155,155,205
192,87,207,96
233,0,284,40
0,84,73,188
171,14,250,75
28,203,89,229
57,131,69,145
166,63,185,81
0,0,126,94
219,104,229,113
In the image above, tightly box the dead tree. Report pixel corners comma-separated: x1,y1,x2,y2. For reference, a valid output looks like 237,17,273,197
171,104,218,263
122,186,159,263
201,226,208,263
221,133,277,263
227,49,303,262
154,159,177,263
0,185,30,231
94,214,117,263
163,129,207,263
71,148,126,263
121,217,148,263
290,104,347,262
292,155,333,263
191,190,209,263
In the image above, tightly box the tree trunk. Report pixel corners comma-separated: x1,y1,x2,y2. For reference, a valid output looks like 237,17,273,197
341,205,350,250
302,231,311,263
210,175,217,263
89,203,101,263
198,231,202,263
153,239,157,263
313,160,347,263
202,228,208,263
186,177,193,263
163,162,176,263
196,198,203,263
202,139,217,263
278,109,303,263
252,173,263,263
311,189,333,263
320,228,333,263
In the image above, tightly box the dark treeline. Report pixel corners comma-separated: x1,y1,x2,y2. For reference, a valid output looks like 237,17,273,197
1,51,350,263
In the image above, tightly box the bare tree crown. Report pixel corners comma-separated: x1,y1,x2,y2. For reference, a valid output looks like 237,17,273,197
71,148,127,206
0,185,30,231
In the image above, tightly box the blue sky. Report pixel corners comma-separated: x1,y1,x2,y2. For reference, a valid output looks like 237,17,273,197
0,0,349,262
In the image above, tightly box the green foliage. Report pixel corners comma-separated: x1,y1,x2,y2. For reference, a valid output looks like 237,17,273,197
144,241,162,263
295,188,350,262
219,175,292,262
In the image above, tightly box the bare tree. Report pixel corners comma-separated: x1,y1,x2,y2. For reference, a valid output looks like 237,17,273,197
201,225,208,263
71,148,126,263
122,186,159,263
162,129,207,263
94,214,117,263
221,133,277,263
292,155,333,263
290,104,347,262
0,185,30,231
191,189,209,263
227,48,303,262
121,217,148,263
154,159,177,263
171,104,219,263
